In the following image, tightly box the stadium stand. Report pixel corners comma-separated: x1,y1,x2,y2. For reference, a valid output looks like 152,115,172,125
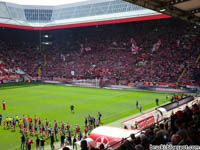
0,19,199,86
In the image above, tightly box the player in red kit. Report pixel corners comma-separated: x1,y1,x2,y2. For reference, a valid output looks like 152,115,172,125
3,120,6,129
180,93,183,99
54,120,57,129
27,116,31,125
39,128,42,135
66,123,70,131
2,100,6,110
38,117,41,127
61,121,64,130
45,118,49,127
84,126,88,137
23,115,26,123
75,124,80,135
34,115,37,124
45,128,48,137
31,127,34,136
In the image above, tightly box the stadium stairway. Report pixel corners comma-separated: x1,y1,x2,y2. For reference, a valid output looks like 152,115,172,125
0,64,7,74
177,53,200,85
177,67,187,84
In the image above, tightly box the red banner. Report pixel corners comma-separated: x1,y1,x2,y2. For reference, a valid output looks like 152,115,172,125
53,77,72,82
167,83,177,88
144,82,153,86
137,116,154,129
141,82,177,88
122,108,167,130
0,75,20,79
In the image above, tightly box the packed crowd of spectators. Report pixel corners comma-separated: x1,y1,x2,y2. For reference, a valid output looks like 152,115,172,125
115,102,200,150
0,18,199,85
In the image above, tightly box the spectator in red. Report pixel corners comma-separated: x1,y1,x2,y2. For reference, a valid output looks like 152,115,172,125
2,100,6,110
27,138,33,150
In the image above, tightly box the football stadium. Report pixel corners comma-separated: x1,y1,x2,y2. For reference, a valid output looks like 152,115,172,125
0,0,200,150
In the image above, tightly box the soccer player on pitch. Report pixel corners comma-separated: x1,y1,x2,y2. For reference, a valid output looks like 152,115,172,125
155,98,159,106
15,115,19,126
139,104,142,113
34,115,38,125
166,94,169,100
98,112,102,123
2,100,6,110
136,100,139,109
45,118,49,128
0,114,2,126
70,105,74,113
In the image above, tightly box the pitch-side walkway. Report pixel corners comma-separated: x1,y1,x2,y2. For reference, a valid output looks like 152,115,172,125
107,101,169,128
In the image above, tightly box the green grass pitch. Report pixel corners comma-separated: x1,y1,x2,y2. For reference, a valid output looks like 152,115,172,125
0,83,172,150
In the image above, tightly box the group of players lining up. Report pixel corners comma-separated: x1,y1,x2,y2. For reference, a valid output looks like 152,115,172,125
0,112,102,150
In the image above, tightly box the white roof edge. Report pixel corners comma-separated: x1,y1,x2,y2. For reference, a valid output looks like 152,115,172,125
0,0,115,7
0,9,160,27
4,0,116,9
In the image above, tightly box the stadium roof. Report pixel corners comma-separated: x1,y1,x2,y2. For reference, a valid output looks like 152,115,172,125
0,0,170,30
125,0,200,25
1,0,88,6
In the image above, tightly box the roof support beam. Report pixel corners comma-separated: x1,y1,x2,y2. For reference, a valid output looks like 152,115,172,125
166,0,190,6
190,8,200,14
124,0,163,12
124,0,200,25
